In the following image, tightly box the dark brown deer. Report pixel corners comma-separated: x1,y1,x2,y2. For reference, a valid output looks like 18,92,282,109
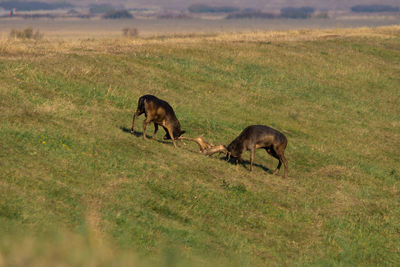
130,95,185,148
204,125,288,178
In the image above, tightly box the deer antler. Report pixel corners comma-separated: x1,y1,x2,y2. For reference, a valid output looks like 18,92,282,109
203,144,228,156
180,135,214,153
179,135,228,157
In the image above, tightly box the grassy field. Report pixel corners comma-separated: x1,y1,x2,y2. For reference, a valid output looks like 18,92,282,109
0,26,399,266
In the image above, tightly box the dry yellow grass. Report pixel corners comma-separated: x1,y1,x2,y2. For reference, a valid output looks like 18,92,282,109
1,25,399,54
1,16,400,40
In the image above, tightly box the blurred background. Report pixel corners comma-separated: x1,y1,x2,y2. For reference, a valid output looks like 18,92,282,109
1,0,400,39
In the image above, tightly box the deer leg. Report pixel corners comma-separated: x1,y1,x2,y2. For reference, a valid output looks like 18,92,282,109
162,126,170,140
143,117,152,140
273,160,282,175
250,147,255,171
131,110,140,134
165,125,177,148
271,145,288,178
271,150,281,176
266,148,281,175
152,123,159,140
280,153,288,179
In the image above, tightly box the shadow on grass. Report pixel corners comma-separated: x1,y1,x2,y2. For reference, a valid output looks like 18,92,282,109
119,126,175,145
120,126,149,138
215,155,273,174
120,126,137,135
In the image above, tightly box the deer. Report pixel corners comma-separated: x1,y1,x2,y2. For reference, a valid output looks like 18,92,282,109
131,95,185,148
204,125,288,178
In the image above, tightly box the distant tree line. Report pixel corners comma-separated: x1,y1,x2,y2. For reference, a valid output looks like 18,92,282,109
226,6,315,19
157,13,192,19
280,7,315,19
188,4,239,13
189,4,400,16
4,2,398,21
0,1,72,11
351,5,399,13
226,12,277,19
89,4,115,14
87,3,134,19
189,4,399,19
103,10,133,19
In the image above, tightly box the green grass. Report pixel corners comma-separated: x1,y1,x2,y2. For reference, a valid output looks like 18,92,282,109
0,27,400,266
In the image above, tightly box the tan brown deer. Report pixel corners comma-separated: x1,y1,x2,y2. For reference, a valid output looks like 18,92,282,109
131,95,185,148
204,125,288,178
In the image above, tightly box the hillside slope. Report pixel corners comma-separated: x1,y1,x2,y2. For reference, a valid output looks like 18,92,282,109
0,27,399,265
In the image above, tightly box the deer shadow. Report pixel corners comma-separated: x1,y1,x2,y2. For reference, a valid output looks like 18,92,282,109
120,126,142,137
216,155,273,174
120,126,178,145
